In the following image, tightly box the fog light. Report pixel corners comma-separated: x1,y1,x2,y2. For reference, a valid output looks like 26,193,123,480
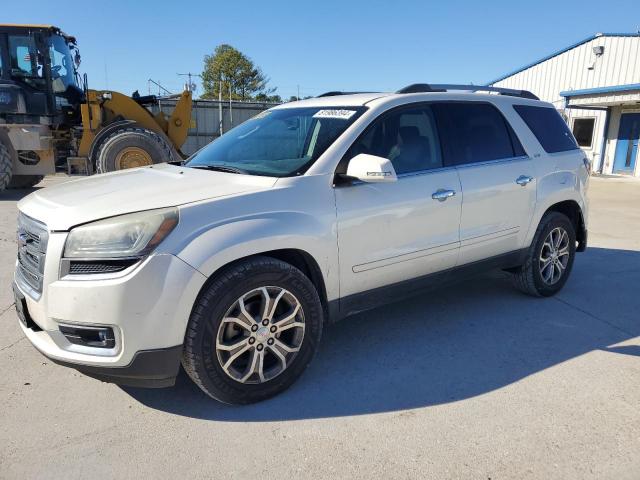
59,324,115,349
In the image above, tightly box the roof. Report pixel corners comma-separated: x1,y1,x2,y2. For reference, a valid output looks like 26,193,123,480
274,93,390,108
560,83,640,97
0,24,75,43
487,33,640,85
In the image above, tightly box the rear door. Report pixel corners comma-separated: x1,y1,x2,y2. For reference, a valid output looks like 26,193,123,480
434,102,536,265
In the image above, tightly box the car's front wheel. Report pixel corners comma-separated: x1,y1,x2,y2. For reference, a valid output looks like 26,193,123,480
182,256,323,404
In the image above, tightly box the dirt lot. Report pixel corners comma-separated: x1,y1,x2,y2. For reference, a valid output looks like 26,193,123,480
1,175,639,479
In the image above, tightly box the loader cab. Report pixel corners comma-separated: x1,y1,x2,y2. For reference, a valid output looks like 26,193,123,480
0,24,83,122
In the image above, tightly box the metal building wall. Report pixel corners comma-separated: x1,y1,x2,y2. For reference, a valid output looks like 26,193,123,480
152,99,276,156
490,35,640,171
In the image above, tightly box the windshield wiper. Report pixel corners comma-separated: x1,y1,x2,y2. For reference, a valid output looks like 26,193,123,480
189,164,249,175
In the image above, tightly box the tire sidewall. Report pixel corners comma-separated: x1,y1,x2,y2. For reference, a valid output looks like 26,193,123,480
0,141,12,190
186,260,323,404
96,128,169,173
530,213,576,296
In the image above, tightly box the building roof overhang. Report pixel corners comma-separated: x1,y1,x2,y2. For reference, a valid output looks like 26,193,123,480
561,83,640,108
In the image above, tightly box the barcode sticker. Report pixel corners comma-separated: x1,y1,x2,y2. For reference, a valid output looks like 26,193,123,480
313,109,357,120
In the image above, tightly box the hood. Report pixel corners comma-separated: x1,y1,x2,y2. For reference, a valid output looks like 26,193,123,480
18,163,278,230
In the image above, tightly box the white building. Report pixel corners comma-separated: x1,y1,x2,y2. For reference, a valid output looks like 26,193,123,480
489,33,640,176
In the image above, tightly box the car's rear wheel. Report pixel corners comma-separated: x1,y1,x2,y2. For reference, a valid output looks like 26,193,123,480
512,211,576,297
182,256,323,404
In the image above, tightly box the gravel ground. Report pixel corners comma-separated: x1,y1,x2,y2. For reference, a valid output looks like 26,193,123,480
1,174,639,479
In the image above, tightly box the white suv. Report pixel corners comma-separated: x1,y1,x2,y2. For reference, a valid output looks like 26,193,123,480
14,84,589,404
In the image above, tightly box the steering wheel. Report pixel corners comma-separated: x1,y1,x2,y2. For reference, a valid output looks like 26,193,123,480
51,65,62,78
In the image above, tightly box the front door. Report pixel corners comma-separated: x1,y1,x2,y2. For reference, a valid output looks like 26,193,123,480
613,113,640,174
335,104,461,303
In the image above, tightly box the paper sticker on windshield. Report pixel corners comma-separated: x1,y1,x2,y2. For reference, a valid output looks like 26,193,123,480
313,109,357,120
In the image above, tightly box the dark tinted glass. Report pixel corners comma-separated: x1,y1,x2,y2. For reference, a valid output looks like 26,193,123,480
345,105,443,174
514,105,578,153
434,103,516,165
572,118,595,147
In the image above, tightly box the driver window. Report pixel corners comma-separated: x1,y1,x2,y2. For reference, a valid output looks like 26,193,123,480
345,105,443,175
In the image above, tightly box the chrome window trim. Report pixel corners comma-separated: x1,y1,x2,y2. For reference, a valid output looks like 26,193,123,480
454,155,530,170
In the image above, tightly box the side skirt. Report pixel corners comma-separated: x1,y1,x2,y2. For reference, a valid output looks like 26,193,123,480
331,249,527,321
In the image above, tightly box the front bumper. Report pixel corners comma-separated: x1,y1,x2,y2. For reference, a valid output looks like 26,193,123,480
37,343,184,388
14,247,207,387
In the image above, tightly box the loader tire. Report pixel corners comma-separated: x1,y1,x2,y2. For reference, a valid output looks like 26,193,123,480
95,127,174,173
8,175,44,189
0,141,12,191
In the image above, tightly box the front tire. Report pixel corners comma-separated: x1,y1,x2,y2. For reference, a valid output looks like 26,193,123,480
512,212,576,297
7,175,44,189
95,127,174,173
182,256,323,404
0,141,12,191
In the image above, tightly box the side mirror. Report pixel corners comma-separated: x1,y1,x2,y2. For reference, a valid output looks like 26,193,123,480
345,153,397,183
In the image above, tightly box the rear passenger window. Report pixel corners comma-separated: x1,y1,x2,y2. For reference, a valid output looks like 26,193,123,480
434,103,521,165
513,105,578,153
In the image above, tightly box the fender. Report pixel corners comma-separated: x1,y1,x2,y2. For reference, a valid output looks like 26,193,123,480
165,200,339,303
524,167,587,248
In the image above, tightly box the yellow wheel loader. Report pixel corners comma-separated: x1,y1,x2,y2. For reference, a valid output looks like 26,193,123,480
0,24,192,191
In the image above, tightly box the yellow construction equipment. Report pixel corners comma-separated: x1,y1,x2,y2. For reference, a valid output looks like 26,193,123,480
0,24,192,190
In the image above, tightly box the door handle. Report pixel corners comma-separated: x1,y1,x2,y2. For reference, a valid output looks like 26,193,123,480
516,175,534,186
432,189,456,202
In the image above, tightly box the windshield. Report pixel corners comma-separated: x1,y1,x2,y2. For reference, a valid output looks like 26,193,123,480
48,35,78,92
186,106,366,177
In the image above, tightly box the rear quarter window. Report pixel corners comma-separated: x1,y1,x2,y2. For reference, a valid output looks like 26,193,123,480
513,105,578,154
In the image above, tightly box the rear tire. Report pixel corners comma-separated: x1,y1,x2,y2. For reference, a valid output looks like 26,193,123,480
95,127,174,173
7,175,44,189
0,141,12,191
512,212,576,297
182,256,323,404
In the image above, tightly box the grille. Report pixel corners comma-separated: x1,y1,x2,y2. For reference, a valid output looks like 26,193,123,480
68,259,137,275
16,213,48,297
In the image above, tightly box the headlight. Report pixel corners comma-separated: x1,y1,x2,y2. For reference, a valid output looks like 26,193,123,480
64,208,178,259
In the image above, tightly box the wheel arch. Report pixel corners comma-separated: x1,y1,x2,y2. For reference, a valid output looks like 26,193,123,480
191,248,332,324
542,200,587,252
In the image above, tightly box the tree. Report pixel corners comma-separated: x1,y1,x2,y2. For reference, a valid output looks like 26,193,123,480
255,93,282,103
201,44,275,101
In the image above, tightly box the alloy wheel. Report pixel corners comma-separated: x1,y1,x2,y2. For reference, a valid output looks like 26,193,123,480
215,287,305,384
539,227,570,285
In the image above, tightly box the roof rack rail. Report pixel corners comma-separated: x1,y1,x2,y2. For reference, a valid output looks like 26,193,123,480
316,91,376,97
396,83,539,100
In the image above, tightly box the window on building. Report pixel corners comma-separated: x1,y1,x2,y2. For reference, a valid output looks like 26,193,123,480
513,105,578,153
345,106,443,174
433,102,521,165
572,118,596,148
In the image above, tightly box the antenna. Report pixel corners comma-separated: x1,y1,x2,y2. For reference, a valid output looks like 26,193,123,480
147,79,172,96
178,72,202,93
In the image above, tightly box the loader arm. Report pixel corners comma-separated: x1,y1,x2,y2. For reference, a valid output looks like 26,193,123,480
78,89,192,157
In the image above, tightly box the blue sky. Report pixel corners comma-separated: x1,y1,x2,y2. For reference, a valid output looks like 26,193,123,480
4,0,638,99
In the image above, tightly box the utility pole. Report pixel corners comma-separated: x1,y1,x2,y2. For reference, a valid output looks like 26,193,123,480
229,81,233,126
218,76,223,136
